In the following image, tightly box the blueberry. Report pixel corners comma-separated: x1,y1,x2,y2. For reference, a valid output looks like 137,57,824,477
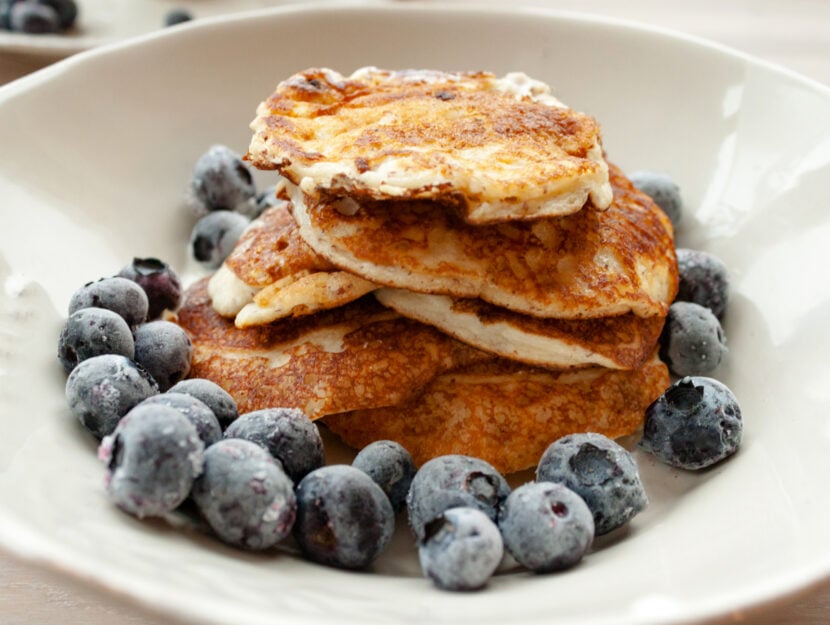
676,249,730,319
58,307,135,374
406,455,511,542
133,320,192,391
293,465,394,569
168,378,238,428
630,170,683,226
660,301,727,377
418,507,503,591
536,433,647,535
192,439,296,549
189,210,250,269
66,354,159,438
137,393,221,447
117,258,183,320
224,408,323,483
499,482,594,572
0,0,18,30
163,8,191,26
68,277,149,330
189,145,256,215
352,440,415,513
98,404,203,519
239,186,282,220
9,1,59,33
640,376,742,470
33,0,76,29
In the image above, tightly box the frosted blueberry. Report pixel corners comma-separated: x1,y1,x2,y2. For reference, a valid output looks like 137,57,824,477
676,249,730,319
192,439,296,550
9,1,59,33
137,392,221,447
630,170,683,226
163,8,191,26
117,258,183,320
58,307,135,373
99,403,203,518
353,440,415,513
224,407,323,483
293,465,394,569
660,301,727,377
168,378,238,428
66,354,158,438
640,376,742,470
499,482,594,572
189,145,256,215
68,277,149,330
189,210,250,269
133,320,192,391
406,454,510,542
418,507,503,591
537,433,647,535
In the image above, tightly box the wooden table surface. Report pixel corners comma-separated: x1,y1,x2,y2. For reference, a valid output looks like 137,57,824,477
1,1,829,623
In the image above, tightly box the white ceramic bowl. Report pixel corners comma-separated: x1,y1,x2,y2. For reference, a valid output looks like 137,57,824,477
1,3,829,625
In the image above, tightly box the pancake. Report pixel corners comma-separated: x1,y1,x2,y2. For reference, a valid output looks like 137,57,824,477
177,278,490,418
375,288,665,370
323,353,669,474
290,163,678,319
246,67,612,224
208,203,377,326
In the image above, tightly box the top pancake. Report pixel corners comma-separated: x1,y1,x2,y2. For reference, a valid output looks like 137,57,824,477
290,163,678,319
247,67,612,224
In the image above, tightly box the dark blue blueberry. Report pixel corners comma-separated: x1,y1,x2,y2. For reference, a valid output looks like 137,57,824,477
224,408,323,483
189,145,256,215
33,0,76,29
406,454,510,542
499,482,594,572
98,403,203,518
58,307,135,374
133,320,192,391
293,465,394,569
163,8,191,26
660,301,727,377
630,170,683,227
137,393,221,447
352,440,415,513
676,248,730,319
168,378,238,428
66,354,159,438
418,507,503,591
1,0,18,30
190,210,250,270
117,258,183,320
9,1,58,33
640,376,742,470
536,433,647,535
192,439,296,550
68,277,149,330
240,186,283,220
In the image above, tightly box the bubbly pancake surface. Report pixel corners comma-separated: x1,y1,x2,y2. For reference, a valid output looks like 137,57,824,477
247,67,612,224
323,353,669,474
291,164,678,319
178,279,489,418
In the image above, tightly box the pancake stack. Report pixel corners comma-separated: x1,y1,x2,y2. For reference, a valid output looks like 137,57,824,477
176,67,678,473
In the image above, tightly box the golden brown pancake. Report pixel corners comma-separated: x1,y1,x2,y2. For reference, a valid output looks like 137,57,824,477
323,353,669,474
375,289,665,370
208,203,377,326
177,279,489,418
290,164,678,319
247,67,612,224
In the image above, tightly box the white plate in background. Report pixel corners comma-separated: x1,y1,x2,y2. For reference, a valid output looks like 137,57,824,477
1,3,829,625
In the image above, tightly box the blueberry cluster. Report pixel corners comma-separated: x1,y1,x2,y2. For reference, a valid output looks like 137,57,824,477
0,0,77,34
631,172,742,471
185,145,282,270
